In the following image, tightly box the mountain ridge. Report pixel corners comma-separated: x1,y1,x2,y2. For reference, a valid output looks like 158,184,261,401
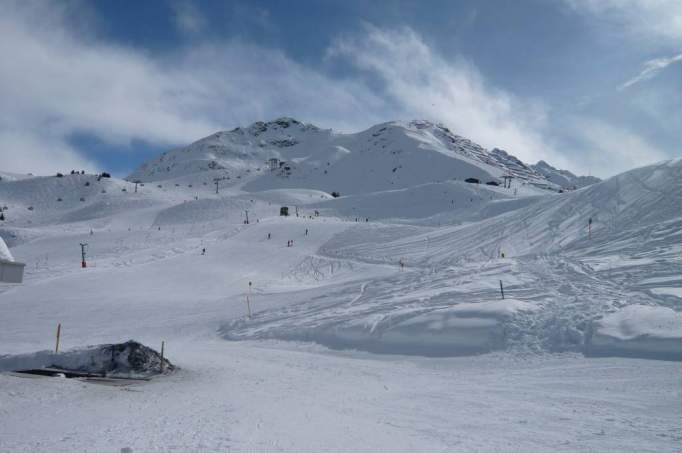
127,118,597,194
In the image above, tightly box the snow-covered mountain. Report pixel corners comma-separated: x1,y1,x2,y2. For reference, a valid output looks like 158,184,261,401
2,122,681,452
531,160,600,189
128,118,592,194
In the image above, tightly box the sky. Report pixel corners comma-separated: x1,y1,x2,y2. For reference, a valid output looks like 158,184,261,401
1,0,681,178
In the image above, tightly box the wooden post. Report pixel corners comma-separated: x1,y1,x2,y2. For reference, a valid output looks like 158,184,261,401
160,341,165,373
499,280,505,300
246,281,252,319
55,323,61,353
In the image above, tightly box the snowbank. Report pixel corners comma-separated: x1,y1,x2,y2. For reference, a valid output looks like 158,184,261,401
587,305,682,361
378,299,537,356
223,299,537,357
0,236,14,262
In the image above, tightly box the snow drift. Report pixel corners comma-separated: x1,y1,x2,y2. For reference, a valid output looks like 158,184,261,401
587,305,682,361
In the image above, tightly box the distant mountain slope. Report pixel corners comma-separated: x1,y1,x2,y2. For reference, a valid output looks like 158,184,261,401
323,158,682,265
127,118,588,195
531,160,600,189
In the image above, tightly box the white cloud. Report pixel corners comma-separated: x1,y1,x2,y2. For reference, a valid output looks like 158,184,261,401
0,130,97,176
620,52,682,89
0,3,661,179
171,0,206,35
569,117,668,176
0,1,384,174
327,25,568,168
564,0,682,43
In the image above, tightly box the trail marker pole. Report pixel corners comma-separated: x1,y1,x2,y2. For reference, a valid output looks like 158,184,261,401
215,179,219,194
79,242,88,268
246,281,252,319
499,280,505,300
160,341,165,373
55,323,61,354
588,217,592,240
245,210,250,225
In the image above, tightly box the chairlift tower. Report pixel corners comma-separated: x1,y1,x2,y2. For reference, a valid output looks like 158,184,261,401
503,173,514,189
80,242,88,268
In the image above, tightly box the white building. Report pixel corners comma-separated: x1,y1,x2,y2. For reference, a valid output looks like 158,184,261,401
0,236,24,283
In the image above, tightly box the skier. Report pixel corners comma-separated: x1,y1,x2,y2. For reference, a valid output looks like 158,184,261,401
305,228,308,236
201,248,206,255
267,233,271,240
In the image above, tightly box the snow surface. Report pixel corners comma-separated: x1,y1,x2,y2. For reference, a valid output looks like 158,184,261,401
1,120,681,451
2,345,681,453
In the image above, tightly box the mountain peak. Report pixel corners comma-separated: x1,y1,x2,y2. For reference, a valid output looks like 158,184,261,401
234,117,320,137
127,118,599,194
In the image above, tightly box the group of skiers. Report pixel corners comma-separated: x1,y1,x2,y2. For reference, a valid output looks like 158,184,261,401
200,227,309,254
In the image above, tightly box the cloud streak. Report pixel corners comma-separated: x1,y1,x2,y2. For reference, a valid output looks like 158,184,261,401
569,117,668,175
620,52,682,89
564,0,682,43
327,26,567,168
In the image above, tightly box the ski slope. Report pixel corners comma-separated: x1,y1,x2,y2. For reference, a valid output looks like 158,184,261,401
1,122,680,452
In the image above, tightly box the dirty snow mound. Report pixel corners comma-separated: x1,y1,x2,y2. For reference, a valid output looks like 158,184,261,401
0,340,174,377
